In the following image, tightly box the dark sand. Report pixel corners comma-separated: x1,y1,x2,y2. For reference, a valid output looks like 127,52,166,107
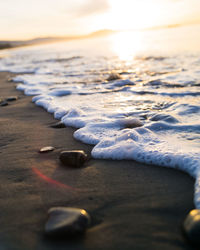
0,72,195,249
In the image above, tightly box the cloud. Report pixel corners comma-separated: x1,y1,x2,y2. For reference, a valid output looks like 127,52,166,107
68,0,110,18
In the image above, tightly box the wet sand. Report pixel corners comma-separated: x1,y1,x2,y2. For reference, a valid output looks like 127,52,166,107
0,71,195,249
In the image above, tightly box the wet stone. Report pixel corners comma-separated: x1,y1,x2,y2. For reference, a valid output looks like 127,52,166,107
45,207,91,237
59,150,87,167
6,96,18,102
106,73,121,81
7,78,14,82
120,118,143,129
140,114,148,120
39,146,55,153
183,209,200,245
0,101,8,107
50,121,66,129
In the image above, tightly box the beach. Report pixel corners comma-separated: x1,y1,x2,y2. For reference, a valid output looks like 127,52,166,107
0,71,195,249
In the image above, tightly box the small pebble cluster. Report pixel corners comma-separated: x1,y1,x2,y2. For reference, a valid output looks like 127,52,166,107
38,131,90,238
1,81,91,239
0,96,18,106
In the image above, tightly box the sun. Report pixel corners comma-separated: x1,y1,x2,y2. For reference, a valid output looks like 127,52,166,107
107,0,162,30
110,30,144,61
90,0,181,33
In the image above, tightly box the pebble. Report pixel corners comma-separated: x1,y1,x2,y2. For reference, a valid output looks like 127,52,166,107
183,209,200,245
45,207,91,236
140,114,148,120
107,73,121,81
0,101,8,107
7,78,13,82
120,118,143,129
6,96,18,102
39,146,55,153
50,121,66,128
59,150,87,167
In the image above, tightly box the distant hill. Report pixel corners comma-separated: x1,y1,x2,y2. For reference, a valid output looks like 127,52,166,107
0,23,189,50
0,29,115,50
0,42,12,50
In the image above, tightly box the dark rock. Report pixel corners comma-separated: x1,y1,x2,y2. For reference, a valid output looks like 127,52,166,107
50,121,66,128
183,209,200,245
6,96,18,102
106,73,121,81
7,78,13,82
39,146,55,153
120,118,143,129
140,114,148,120
59,150,87,167
0,101,8,107
141,56,166,61
45,207,91,236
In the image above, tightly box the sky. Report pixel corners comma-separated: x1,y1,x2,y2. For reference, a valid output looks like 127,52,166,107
1,0,200,40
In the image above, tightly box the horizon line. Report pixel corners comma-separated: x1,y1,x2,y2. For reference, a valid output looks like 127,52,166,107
0,21,199,50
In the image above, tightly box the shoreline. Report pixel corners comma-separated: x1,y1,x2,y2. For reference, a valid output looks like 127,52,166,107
0,71,195,249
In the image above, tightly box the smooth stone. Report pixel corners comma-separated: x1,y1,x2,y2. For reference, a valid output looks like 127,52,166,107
45,207,91,236
6,96,18,102
140,114,148,120
107,73,121,81
0,101,8,107
39,146,55,153
120,118,143,129
7,78,13,82
183,209,200,245
50,121,66,128
59,150,87,167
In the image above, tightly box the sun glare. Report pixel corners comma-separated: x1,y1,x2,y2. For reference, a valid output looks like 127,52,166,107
110,31,144,61
107,0,162,30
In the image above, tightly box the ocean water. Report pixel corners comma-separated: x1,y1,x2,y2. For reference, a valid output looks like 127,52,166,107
0,25,200,207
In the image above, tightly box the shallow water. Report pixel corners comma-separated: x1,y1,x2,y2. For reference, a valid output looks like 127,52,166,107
0,24,200,207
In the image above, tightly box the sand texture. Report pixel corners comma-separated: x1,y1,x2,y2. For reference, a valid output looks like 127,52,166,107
0,72,195,249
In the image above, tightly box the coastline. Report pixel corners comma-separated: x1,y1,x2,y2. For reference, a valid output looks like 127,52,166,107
0,71,195,249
